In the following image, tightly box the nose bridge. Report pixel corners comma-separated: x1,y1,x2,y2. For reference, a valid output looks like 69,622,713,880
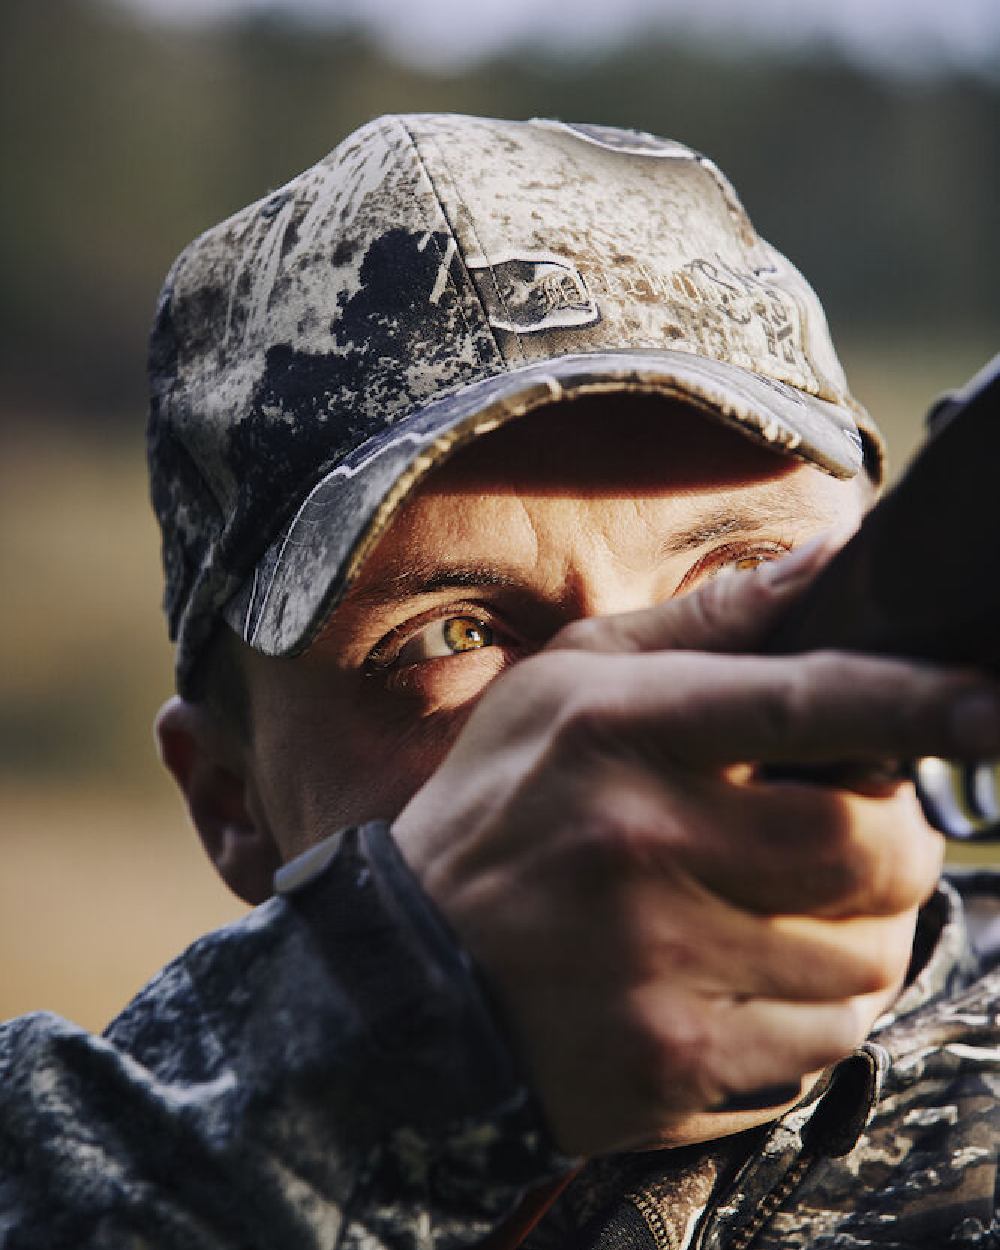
522,490,669,626
568,570,658,621
559,520,661,622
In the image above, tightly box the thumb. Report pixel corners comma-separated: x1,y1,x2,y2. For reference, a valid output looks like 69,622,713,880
546,533,841,657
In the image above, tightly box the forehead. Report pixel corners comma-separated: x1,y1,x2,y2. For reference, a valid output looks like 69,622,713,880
417,394,801,494
346,394,864,585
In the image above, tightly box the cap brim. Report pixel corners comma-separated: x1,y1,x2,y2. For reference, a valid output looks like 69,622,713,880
223,348,872,657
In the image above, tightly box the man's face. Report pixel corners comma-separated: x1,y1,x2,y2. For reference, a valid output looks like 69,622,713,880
234,395,868,867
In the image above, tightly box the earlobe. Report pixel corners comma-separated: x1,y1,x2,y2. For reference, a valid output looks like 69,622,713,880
155,696,282,906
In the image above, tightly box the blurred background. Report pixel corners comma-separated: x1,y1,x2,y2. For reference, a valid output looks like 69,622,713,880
2,0,999,1030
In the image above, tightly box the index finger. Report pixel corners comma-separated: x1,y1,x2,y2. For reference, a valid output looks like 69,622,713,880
561,650,1000,768
546,535,839,658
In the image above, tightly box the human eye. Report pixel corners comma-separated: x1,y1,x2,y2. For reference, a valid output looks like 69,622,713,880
676,540,792,594
366,611,506,673
397,615,496,665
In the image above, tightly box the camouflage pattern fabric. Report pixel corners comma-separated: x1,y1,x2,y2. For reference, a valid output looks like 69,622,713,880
147,115,881,697
0,823,570,1248
0,826,996,1248
525,873,1000,1250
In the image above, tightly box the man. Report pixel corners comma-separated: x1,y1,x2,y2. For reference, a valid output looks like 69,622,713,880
1,115,997,1248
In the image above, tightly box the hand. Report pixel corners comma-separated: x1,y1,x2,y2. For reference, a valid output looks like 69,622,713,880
392,539,1000,1156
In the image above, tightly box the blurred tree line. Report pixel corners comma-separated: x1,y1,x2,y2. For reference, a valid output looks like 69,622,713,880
2,0,998,427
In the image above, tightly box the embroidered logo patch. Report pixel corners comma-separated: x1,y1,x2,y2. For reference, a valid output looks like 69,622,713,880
468,254,601,334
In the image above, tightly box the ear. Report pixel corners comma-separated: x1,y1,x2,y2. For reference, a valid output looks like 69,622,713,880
155,696,282,906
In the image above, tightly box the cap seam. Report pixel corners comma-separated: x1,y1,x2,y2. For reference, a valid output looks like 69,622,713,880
758,254,851,417
695,153,757,250
406,117,523,367
324,369,839,644
390,117,497,374
246,352,867,655
692,157,841,409
150,297,234,525
243,117,491,642
154,418,227,642
150,114,886,688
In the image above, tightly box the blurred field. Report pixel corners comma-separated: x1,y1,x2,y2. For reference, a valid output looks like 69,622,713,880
2,332,997,1031
0,788,245,1028
0,423,247,1029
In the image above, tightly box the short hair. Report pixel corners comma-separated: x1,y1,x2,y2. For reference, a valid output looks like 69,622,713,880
196,624,251,738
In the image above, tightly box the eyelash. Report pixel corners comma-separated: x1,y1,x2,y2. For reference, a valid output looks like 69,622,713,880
675,538,793,594
364,540,795,674
364,602,514,674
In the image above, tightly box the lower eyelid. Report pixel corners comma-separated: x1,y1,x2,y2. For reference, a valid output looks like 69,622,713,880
380,646,514,695
371,609,515,671
675,541,792,595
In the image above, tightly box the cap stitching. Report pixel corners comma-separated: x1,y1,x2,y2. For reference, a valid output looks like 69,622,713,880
695,153,757,250
332,377,708,608
247,352,868,655
243,118,494,644
393,116,506,374
696,151,877,447
390,117,496,374
692,155,830,403
412,119,524,366
326,365,841,634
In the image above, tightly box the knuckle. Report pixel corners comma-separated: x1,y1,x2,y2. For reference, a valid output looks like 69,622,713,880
839,999,874,1054
850,932,907,996
515,649,594,714
681,574,745,646
809,1004,870,1067
549,615,607,653
803,855,865,915
551,669,643,755
866,837,935,916
567,785,668,879
824,791,943,917
750,671,801,743
550,694,611,766
811,814,875,901
732,564,783,618
803,649,856,695
636,1002,716,1108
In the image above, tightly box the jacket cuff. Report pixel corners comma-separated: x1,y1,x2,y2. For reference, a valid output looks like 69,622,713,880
275,820,574,1214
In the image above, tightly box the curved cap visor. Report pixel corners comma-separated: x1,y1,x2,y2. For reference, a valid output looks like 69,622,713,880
223,349,867,658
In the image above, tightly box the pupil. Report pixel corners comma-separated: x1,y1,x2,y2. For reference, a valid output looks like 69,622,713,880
444,617,491,652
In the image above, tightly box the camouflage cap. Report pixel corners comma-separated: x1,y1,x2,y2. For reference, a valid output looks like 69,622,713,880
148,113,882,696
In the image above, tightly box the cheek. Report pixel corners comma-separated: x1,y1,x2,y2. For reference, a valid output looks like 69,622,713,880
334,685,478,820
248,682,473,860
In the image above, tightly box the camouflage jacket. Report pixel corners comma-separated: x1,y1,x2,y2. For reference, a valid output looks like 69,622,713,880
0,821,997,1249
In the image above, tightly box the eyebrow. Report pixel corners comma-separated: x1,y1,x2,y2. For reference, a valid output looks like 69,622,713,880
345,497,824,612
660,486,840,554
657,508,768,556
342,564,526,612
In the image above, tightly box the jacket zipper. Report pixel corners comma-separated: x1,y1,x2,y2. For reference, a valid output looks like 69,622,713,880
723,1151,817,1250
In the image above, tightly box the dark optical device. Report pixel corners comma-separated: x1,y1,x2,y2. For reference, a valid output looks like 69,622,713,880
763,352,1000,842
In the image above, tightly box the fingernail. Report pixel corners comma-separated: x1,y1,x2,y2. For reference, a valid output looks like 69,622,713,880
951,691,1000,756
761,534,834,589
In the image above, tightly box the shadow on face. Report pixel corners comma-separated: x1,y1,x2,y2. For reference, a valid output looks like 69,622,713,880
419,392,809,498
159,392,869,901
